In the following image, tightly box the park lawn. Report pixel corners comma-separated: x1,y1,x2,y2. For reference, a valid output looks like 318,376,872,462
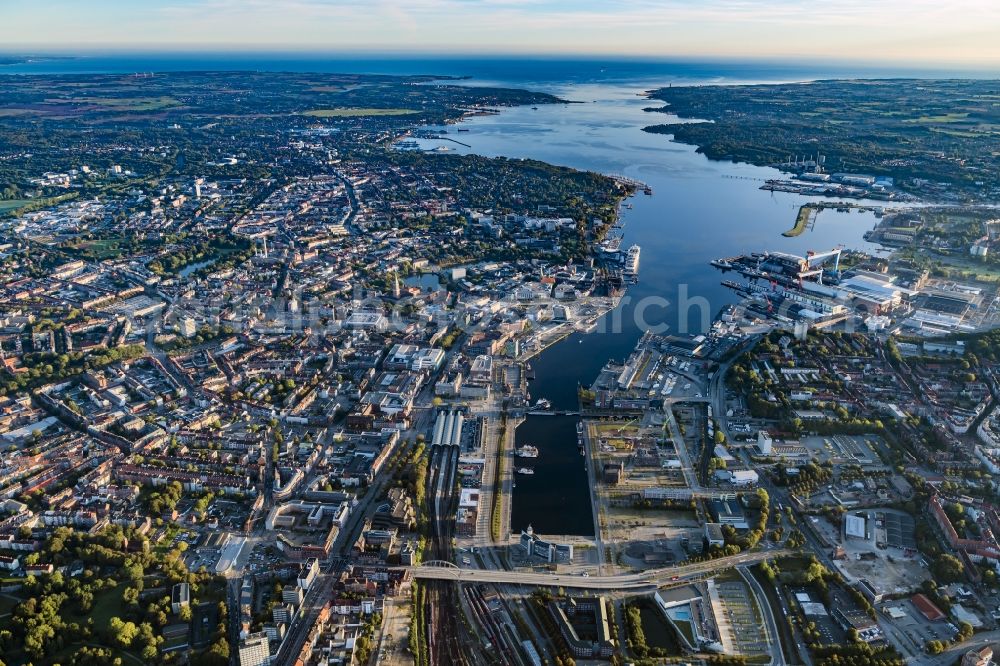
1,193,78,218
90,581,128,631
303,107,418,117
594,422,639,436
933,253,1000,283
11,582,144,666
0,199,32,214
65,238,130,260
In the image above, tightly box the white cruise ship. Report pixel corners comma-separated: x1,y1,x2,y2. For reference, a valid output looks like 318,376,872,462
623,244,641,276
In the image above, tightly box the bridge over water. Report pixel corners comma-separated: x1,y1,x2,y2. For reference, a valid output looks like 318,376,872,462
401,549,791,589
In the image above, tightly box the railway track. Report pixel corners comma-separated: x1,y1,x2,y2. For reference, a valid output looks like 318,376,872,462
424,444,466,665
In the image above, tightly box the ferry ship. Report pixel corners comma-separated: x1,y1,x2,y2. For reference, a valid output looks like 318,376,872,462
623,244,641,277
516,467,535,475
710,258,735,271
516,445,539,458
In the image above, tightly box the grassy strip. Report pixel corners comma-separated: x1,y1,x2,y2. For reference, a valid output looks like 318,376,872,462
748,563,801,666
409,581,429,666
490,414,508,543
783,204,816,237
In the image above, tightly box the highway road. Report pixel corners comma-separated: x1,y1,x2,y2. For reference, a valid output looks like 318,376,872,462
927,633,999,666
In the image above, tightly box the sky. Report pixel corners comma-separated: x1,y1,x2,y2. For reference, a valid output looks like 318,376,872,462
3,0,1000,66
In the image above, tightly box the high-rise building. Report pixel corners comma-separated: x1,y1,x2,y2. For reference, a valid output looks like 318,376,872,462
238,632,271,666
179,317,197,338
757,430,773,456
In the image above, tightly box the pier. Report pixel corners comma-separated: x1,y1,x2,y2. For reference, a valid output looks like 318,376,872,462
607,173,650,190
429,135,472,148
783,204,820,237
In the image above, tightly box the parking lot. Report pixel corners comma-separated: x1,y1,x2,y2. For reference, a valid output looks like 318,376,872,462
883,599,957,651
244,541,285,574
717,580,768,655
801,434,883,466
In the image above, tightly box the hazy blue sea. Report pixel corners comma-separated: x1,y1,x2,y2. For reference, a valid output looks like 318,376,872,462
1,52,994,84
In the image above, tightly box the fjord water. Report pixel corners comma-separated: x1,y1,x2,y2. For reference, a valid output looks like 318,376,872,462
414,81,887,536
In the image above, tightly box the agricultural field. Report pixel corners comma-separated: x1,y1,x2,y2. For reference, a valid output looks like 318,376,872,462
303,107,418,117
50,96,181,111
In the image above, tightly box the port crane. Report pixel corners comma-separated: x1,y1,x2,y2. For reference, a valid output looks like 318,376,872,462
798,247,844,286
616,418,639,435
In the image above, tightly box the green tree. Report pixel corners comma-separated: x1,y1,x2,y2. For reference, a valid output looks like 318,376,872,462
932,553,965,583
109,617,138,648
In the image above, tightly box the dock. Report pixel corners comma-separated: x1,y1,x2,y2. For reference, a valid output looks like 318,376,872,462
607,173,650,191
783,204,820,237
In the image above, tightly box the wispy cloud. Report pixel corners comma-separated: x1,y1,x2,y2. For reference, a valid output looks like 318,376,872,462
3,0,998,65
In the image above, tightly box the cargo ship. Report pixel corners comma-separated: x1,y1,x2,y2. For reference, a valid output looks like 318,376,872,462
516,445,539,458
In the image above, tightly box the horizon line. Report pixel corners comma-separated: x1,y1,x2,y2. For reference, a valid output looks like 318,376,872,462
1,47,999,71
